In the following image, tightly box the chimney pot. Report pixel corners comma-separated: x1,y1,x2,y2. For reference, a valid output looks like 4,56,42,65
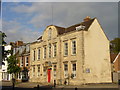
84,16,91,22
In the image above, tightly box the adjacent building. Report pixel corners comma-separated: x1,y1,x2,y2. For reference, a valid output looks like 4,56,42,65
13,41,30,80
1,45,12,81
29,17,112,85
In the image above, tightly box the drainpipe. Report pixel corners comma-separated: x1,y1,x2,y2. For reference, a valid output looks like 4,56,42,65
59,37,62,85
81,30,85,84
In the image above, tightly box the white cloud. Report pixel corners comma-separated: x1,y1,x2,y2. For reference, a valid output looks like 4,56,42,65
4,2,118,42
2,20,41,43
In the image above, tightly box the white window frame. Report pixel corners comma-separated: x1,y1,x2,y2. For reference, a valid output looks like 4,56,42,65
33,66,35,77
38,48,40,60
25,57,29,67
33,50,35,61
64,42,68,56
48,44,51,58
64,63,68,78
72,63,76,78
43,46,46,59
43,67,46,76
20,57,23,67
71,40,76,55
48,28,52,39
53,64,57,78
37,65,40,77
53,43,57,57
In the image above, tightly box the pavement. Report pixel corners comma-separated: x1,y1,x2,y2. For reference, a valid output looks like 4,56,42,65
1,81,119,89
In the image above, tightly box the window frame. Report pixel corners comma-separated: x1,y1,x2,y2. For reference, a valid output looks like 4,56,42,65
64,42,68,56
71,40,76,55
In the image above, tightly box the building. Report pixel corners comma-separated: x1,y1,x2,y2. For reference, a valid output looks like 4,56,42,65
1,45,12,81
110,52,120,82
29,17,112,85
13,41,30,80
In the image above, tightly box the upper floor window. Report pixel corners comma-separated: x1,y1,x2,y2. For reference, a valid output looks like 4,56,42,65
38,48,40,60
72,40,76,55
48,28,52,39
48,44,51,58
26,57,29,66
53,43,57,57
64,42,68,56
33,50,35,61
43,46,46,59
20,57,24,67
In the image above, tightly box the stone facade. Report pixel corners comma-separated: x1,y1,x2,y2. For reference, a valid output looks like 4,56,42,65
29,17,112,85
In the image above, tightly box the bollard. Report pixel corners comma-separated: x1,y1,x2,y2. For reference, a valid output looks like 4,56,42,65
37,85,39,90
12,78,15,90
75,87,77,90
54,80,56,88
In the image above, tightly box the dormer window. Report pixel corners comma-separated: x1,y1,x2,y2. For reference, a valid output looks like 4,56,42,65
48,28,52,39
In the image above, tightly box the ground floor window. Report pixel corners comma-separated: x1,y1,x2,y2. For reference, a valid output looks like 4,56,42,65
53,64,57,78
72,63,76,78
64,63,68,78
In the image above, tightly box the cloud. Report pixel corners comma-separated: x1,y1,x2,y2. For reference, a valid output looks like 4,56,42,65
2,20,41,43
4,2,118,42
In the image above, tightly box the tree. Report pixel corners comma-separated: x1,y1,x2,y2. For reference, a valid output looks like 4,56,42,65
0,31,7,45
7,55,21,79
110,38,120,53
0,31,7,66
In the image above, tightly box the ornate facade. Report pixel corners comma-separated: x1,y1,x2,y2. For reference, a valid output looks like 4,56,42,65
30,17,112,85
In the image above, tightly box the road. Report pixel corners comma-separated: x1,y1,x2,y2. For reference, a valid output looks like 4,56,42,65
1,81,119,90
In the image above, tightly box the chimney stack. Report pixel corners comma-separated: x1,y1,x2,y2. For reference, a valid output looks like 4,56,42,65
84,16,91,22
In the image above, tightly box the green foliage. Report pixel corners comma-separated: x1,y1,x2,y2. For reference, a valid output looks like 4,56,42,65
0,31,7,45
7,55,21,76
110,38,120,53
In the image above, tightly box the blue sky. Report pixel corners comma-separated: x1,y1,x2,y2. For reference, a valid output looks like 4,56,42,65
2,2,118,43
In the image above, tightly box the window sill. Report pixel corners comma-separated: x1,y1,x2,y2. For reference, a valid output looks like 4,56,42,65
71,54,76,56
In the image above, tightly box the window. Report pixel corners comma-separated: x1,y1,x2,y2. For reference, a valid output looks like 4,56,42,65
48,44,51,58
37,65,40,76
64,42,68,56
72,63,76,78
43,67,46,76
38,48,40,60
53,43,57,57
48,28,52,39
64,63,68,78
72,40,76,55
26,57,29,66
53,65,57,78
43,46,46,59
33,66,35,76
21,57,24,67
33,50,35,61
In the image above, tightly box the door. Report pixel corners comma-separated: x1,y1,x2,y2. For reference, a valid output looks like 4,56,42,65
47,69,51,83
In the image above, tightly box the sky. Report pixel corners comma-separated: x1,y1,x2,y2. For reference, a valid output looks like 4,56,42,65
2,2,118,43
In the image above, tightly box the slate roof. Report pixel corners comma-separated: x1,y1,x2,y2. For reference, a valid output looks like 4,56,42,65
55,18,95,35
37,18,95,40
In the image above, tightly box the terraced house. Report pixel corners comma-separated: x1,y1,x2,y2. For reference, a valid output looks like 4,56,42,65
30,17,112,85
13,41,30,81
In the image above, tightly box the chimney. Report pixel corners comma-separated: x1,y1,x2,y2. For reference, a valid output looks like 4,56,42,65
84,16,91,22
15,41,23,46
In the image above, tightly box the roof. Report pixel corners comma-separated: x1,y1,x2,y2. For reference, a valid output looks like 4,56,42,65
110,53,118,63
37,18,95,40
110,52,120,63
65,18,95,33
